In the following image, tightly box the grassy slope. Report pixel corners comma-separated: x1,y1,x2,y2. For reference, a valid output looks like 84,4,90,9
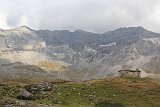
37,61,69,71
0,77,160,107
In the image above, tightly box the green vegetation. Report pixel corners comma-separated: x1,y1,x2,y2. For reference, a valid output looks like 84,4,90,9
0,77,160,107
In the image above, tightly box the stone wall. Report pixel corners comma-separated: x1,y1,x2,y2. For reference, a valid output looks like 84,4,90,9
119,70,141,77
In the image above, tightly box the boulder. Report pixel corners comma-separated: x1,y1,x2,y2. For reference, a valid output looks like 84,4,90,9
28,82,52,94
18,89,32,100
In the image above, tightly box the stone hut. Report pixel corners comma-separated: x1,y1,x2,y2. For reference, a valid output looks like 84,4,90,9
118,69,141,77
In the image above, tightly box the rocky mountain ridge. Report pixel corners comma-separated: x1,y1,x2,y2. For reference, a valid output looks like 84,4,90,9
0,26,160,80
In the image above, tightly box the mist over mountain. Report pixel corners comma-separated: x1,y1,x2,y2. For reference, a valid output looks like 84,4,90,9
0,26,160,80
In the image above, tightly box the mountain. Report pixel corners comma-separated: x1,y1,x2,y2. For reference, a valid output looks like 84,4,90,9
0,26,160,80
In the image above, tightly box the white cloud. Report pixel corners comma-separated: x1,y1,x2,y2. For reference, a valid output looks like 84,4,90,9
0,13,10,29
0,0,160,33
18,15,29,26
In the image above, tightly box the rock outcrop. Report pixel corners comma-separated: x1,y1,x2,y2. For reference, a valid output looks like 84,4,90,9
28,82,52,94
18,89,32,100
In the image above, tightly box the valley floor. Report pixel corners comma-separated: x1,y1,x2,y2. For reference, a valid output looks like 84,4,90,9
0,77,160,107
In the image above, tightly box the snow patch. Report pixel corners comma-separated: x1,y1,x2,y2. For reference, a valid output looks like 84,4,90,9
100,42,116,47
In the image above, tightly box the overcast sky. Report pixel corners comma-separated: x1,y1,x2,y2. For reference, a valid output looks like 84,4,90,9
0,0,160,33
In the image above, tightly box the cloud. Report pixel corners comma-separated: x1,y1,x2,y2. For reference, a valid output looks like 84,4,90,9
0,13,10,29
19,15,29,26
0,0,160,33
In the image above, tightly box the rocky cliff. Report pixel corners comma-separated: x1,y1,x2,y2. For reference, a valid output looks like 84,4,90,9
0,26,160,80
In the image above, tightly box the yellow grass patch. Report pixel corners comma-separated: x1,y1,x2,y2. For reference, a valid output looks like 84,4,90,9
37,60,70,71
107,77,159,91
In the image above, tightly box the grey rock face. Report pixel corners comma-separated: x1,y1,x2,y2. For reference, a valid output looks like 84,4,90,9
0,26,160,80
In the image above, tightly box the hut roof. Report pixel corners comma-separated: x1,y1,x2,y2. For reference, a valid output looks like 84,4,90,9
118,70,141,72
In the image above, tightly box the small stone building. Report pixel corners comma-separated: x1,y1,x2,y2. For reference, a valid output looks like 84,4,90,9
118,69,141,77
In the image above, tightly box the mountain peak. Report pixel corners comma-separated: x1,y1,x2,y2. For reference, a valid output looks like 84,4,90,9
74,29,84,32
74,29,92,34
18,26,31,30
102,26,147,35
128,26,145,31
116,26,145,31
13,26,33,33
